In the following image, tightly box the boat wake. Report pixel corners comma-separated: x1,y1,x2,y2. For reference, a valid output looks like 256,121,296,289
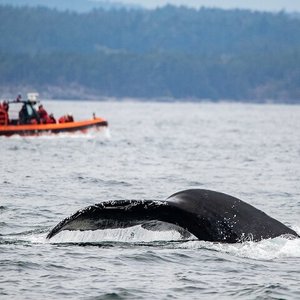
4,127,111,140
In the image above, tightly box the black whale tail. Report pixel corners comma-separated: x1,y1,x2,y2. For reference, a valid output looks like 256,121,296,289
47,189,299,242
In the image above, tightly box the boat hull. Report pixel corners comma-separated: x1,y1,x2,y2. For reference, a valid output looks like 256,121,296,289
0,118,108,137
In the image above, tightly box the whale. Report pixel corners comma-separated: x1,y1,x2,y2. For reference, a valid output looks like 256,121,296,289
47,189,299,242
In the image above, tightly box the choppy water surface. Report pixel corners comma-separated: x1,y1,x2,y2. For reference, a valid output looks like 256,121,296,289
1,100,300,299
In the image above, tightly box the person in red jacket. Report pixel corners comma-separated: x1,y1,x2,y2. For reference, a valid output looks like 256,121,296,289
48,113,56,124
38,104,49,123
0,101,9,125
2,101,9,112
59,114,74,123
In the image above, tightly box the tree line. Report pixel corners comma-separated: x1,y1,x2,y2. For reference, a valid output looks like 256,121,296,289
0,5,300,102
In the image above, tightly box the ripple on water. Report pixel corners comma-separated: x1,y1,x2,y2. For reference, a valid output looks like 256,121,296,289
1,101,300,299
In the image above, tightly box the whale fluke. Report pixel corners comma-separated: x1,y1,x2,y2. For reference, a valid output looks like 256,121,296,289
47,189,299,242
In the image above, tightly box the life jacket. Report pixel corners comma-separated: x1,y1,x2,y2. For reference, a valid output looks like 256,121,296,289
58,115,73,123
48,116,56,124
38,108,48,119
58,116,67,123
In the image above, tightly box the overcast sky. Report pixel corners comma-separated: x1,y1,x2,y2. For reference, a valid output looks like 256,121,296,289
110,0,300,12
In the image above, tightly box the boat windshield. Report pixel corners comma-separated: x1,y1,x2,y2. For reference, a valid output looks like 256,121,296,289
26,104,34,117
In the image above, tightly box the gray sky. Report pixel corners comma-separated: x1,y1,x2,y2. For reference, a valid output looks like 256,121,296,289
110,0,300,12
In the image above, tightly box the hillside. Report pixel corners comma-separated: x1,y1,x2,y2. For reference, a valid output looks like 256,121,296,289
1,5,300,102
0,0,139,12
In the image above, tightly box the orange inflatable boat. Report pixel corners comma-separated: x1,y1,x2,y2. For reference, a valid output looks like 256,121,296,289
0,97,108,137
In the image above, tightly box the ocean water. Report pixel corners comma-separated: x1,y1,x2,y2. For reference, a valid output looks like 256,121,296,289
0,100,299,299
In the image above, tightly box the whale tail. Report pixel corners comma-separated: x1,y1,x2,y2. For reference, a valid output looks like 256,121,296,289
47,189,299,243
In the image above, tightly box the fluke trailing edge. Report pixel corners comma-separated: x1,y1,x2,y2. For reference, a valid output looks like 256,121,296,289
47,189,299,242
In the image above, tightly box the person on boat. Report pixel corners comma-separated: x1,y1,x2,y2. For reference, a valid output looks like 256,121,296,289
48,113,56,124
58,114,74,123
2,101,9,112
16,94,22,102
19,104,29,124
38,104,50,124
18,105,40,125
0,101,9,125
67,113,74,122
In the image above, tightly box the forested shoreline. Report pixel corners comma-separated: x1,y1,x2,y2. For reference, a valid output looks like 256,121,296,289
1,5,300,102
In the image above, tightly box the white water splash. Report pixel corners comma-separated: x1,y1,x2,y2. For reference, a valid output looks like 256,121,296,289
179,236,300,260
47,225,193,244
5,127,110,140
